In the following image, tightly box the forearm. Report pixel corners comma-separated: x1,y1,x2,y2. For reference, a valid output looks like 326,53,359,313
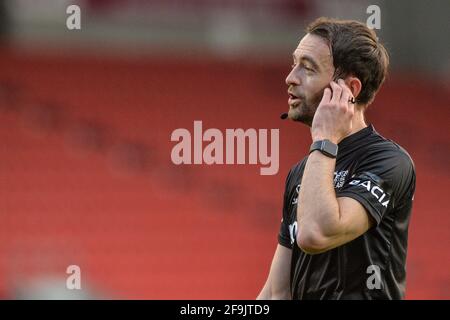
257,280,291,300
257,244,292,300
295,78,354,238
294,79,361,253
297,151,341,238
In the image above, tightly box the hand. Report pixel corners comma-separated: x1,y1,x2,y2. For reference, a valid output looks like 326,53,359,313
311,79,355,144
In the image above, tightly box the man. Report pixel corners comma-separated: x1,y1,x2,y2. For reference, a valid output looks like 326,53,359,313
257,17,416,300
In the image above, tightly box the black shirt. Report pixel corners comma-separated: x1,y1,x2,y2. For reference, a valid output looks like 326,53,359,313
278,125,416,299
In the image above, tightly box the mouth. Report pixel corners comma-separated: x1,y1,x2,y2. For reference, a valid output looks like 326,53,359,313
288,92,301,106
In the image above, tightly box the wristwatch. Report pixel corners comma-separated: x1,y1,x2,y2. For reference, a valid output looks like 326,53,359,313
309,139,338,158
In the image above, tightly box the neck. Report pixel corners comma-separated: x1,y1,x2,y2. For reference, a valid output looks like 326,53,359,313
349,107,368,136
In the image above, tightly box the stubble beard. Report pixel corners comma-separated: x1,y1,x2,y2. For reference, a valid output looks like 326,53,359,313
288,91,323,127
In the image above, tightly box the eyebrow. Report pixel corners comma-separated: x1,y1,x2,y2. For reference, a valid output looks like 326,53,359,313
293,54,321,71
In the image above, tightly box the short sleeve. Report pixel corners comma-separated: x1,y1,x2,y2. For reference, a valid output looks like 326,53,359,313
336,148,415,226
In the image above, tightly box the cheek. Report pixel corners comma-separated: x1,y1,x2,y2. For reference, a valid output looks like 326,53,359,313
303,78,326,98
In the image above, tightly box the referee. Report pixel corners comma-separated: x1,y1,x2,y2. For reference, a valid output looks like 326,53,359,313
257,18,416,300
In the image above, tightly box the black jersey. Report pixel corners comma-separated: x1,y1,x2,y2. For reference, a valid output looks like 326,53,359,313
278,125,416,300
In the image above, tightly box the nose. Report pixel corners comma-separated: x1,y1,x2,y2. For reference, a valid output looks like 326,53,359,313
285,67,300,87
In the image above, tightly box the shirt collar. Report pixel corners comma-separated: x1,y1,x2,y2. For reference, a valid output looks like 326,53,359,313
338,124,375,150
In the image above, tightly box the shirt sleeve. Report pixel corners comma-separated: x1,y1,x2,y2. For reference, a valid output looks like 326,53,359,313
336,148,415,226
278,168,294,249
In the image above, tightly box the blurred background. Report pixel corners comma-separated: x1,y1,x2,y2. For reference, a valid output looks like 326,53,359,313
0,0,449,299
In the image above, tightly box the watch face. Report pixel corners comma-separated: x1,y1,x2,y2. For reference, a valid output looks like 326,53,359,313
310,140,338,158
322,140,338,157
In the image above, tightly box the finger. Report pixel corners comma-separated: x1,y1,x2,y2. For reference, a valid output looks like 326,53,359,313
338,79,352,96
339,81,351,106
341,89,351,109
320,87,332,104
330,81,342,104
337,79,356,108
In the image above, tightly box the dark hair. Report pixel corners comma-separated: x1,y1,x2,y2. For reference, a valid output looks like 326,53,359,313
306,17,389,105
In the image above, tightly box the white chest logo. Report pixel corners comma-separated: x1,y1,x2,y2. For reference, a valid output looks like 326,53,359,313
334,170,349,188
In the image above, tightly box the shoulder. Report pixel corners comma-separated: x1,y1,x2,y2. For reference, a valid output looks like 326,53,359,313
357,131,416,202
347,125,414,172
361,132,415,174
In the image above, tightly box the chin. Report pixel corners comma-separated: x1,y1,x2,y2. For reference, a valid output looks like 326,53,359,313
288,106,313,126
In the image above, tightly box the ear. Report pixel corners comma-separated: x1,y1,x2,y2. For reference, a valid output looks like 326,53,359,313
345,76,362,100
